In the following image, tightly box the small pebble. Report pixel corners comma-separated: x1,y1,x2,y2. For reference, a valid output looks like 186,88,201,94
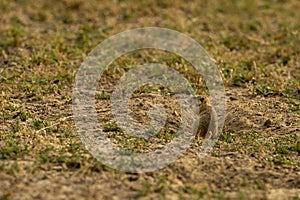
264,119,272,127
229,96,238,101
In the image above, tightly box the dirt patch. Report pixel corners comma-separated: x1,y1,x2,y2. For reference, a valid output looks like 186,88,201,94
1,87,299,199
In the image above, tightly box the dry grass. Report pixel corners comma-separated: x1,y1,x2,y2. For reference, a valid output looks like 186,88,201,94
0,0,299,199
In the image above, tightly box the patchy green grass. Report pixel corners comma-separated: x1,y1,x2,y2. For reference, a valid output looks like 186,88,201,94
103,122,123,132
219,131,300,167
0,0,299,199
96,92,111,100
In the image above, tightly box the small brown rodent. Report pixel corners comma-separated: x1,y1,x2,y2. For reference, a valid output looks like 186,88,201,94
197,96,218,139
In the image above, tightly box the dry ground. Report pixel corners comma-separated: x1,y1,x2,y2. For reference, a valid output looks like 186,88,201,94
0,0,299,199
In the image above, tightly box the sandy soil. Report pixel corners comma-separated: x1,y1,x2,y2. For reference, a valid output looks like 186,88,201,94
1,87,299,199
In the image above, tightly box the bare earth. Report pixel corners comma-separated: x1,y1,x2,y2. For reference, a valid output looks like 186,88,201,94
1,87,299,199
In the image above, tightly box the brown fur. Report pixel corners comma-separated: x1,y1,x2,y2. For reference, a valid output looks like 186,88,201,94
197,96,218,139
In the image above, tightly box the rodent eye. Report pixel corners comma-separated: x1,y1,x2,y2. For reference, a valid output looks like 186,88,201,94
199,97,205,102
